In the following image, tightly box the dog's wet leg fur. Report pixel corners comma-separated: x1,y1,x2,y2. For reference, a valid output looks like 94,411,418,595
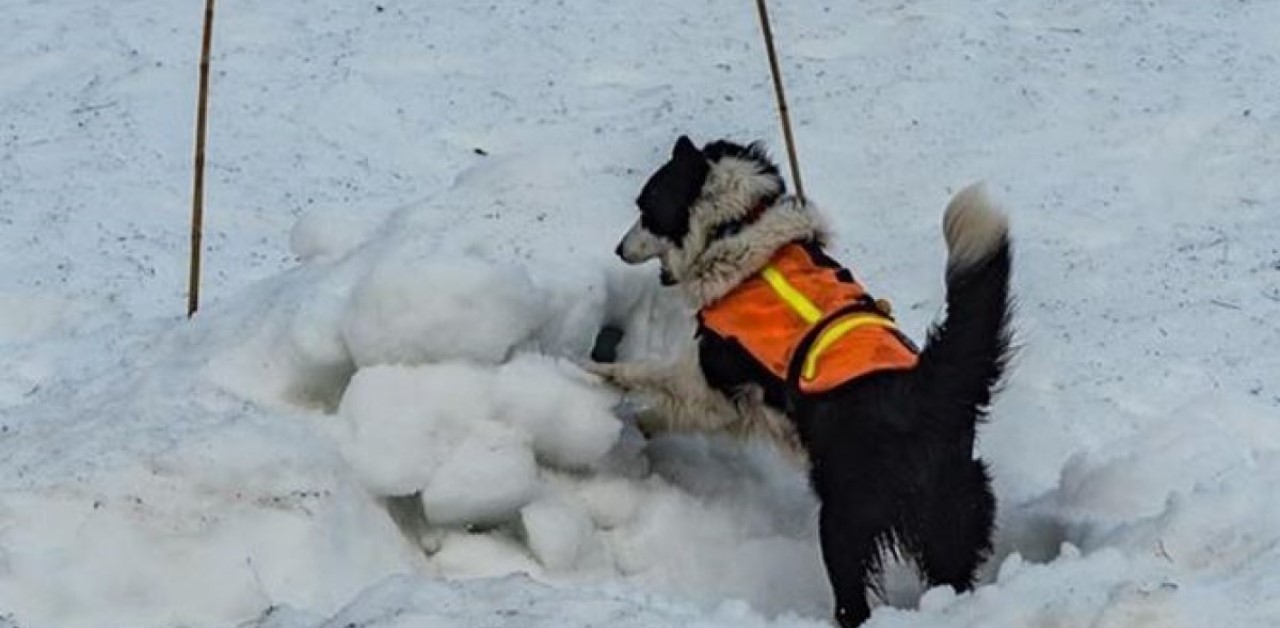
913,458,996,593
818,482,892,627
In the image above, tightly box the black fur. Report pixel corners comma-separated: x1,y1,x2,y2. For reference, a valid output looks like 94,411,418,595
701,139,783,187
633,137,788,245
784,240,1011,627
634,135,708,242
639,137,1014,627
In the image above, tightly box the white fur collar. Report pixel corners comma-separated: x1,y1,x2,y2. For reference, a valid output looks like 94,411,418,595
671,196,831,308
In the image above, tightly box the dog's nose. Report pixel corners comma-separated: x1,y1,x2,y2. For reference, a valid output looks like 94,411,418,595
614,242,625,259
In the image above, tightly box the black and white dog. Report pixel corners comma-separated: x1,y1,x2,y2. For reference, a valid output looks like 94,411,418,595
590,136,1014,626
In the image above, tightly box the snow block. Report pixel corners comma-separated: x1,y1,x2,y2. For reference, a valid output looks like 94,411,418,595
493,354,622,470
342,253,545,367
419,422,539,526
520,498,594,571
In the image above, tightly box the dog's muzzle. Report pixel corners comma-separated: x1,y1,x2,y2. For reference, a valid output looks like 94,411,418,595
615,218,669,265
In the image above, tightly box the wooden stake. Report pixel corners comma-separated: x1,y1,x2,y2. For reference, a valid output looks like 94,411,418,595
188,0,217,318
754,0,805,204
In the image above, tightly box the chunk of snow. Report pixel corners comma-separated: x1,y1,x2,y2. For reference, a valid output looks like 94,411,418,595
342,253,545,367
337,363,494,496
419,421,539,526
520,497,595,571
493,354,622,469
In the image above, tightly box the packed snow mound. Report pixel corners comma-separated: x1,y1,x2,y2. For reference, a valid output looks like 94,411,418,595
0,145,829,628
173,151,830,622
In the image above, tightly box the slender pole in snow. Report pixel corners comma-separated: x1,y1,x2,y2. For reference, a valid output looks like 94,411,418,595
188,0,217,318
754,0,805,205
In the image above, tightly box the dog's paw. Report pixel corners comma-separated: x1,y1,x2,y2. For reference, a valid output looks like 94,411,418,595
575,359,626,386
614,392,666,439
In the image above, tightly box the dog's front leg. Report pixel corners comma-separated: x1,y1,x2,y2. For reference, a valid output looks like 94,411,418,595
584,349,738,435
582,357,679,393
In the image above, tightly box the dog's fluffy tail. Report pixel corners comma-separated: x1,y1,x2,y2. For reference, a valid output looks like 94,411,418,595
913,183,1014,437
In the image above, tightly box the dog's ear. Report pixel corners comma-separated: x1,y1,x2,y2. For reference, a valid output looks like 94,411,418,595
672,135,701,160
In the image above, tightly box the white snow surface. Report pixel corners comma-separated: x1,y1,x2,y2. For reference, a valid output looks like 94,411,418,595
3,1,1280,627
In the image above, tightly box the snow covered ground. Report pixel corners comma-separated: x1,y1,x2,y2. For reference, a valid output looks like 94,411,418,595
3,0,1280,626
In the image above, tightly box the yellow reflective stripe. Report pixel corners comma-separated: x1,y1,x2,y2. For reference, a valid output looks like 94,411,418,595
802,313,898,381
760,266,823,324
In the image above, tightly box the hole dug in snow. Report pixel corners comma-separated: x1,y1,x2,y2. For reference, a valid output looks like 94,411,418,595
590,324,625,364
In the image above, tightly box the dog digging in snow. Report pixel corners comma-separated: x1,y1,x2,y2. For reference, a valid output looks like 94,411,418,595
587,136,1014,627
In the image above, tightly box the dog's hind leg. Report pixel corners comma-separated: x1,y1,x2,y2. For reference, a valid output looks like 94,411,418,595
915,458,996,593
815,483,895,628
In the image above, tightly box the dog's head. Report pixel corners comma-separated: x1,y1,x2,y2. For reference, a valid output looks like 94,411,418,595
615,136,785,285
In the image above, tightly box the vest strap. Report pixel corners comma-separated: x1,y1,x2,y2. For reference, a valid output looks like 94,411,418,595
761,263,899,386
801,312,899,381
760,265,822,323
784,301,890,411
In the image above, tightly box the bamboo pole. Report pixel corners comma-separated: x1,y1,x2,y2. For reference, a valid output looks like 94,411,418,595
188,0,217,318
754,0,806,204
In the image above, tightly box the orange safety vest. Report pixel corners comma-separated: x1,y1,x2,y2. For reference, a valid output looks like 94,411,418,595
698,243,918,394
